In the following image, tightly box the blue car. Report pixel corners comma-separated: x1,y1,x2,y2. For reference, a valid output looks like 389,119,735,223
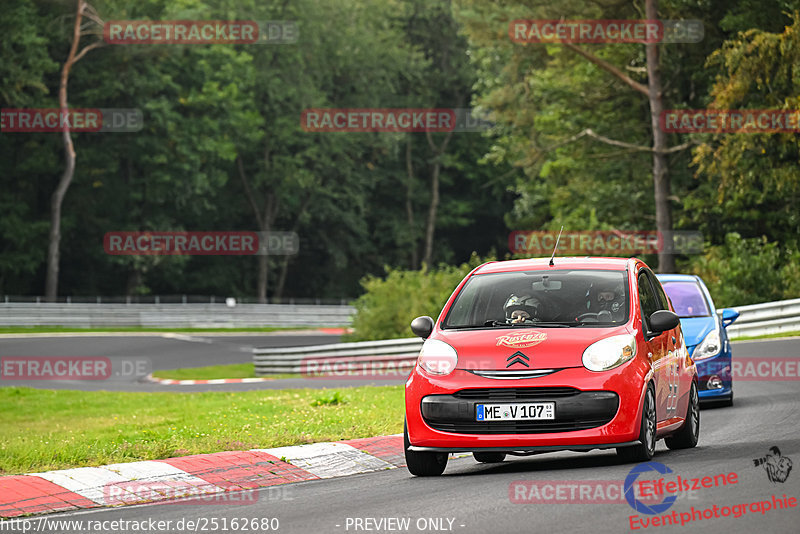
656,274,739,406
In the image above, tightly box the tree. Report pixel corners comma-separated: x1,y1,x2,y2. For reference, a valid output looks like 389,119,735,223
689,12,800,250
232,0,423,301
454,0,698,270
45,0,104,300
0,0,59,295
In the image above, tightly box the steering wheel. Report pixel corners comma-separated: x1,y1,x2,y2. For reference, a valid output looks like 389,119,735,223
576,312,600,323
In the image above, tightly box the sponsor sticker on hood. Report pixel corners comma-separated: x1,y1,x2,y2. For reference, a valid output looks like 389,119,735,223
496,331,547,348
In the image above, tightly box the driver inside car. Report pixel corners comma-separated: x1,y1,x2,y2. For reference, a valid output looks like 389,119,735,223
503,294,540,324
586,281,626,322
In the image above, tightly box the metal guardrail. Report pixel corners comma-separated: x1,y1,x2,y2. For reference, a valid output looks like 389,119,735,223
725,298,800,339
250,298,800,375
253,338,423,375
0,303,355,328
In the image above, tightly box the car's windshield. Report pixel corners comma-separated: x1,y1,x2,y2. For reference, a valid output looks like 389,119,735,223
661,281,711,318
443,269,629,328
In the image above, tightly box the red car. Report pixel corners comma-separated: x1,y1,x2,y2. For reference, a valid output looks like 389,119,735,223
404,257,699,476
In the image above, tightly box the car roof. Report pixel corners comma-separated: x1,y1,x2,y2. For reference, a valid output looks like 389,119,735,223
655,273,700,283
474,257,636,274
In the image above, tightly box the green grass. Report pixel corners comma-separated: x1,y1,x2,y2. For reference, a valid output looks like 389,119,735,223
151,364,301,380
152,363,258,380
0,386,403,475
730,330,800,341
0,326,323,334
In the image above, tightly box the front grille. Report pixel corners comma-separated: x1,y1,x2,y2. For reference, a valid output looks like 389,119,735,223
422,388,618,434
427,419,612,434
453,387,580,400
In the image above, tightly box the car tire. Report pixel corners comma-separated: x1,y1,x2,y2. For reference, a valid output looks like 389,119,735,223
473,452,506,463
617,385,657,463
404,421,447,476
719,390,734,407
665,382,700,450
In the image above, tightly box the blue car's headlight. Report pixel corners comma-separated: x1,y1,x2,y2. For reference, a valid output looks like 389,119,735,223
693,328,721,360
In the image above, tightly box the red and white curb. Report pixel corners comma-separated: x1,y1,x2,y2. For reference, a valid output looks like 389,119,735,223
145,374,276,385
0,435,404,518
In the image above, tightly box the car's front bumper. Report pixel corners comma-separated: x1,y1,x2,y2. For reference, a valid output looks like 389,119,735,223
405,360,653,451
693,350,733,400
420,390,619,434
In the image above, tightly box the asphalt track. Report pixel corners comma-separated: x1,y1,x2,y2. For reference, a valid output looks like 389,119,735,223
0,333,406,391
2,338,799,533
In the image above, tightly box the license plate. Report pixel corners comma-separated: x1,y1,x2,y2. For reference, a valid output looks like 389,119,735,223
476,403,555,421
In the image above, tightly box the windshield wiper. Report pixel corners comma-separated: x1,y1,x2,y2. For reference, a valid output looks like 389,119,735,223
481,320,575,328
448,320,583,329
573,320,622,326
465,320,574,328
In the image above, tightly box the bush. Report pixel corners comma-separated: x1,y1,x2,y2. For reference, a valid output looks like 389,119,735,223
347,254,492,341
685,233,800,307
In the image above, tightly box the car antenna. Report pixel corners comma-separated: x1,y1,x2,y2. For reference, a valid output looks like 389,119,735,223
549,226,563,266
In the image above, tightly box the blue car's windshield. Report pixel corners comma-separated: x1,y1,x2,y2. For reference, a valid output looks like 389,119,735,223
661,281,711,318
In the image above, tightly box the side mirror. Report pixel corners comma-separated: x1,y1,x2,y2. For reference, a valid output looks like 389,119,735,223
649,310,680,333
410,316,434,339
721,308,739,328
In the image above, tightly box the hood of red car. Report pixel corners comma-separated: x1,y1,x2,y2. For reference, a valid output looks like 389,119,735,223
436,326,631,370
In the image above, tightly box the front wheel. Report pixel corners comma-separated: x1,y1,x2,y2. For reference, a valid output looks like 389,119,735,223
404,421,447,476
665,382,700,450
617,386,656,463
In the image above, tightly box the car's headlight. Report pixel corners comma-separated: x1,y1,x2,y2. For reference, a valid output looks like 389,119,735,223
693,328,721,360
582,334,637,372
417,339,458,376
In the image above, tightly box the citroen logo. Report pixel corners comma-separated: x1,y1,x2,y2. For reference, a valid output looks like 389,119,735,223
506,351,530,368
